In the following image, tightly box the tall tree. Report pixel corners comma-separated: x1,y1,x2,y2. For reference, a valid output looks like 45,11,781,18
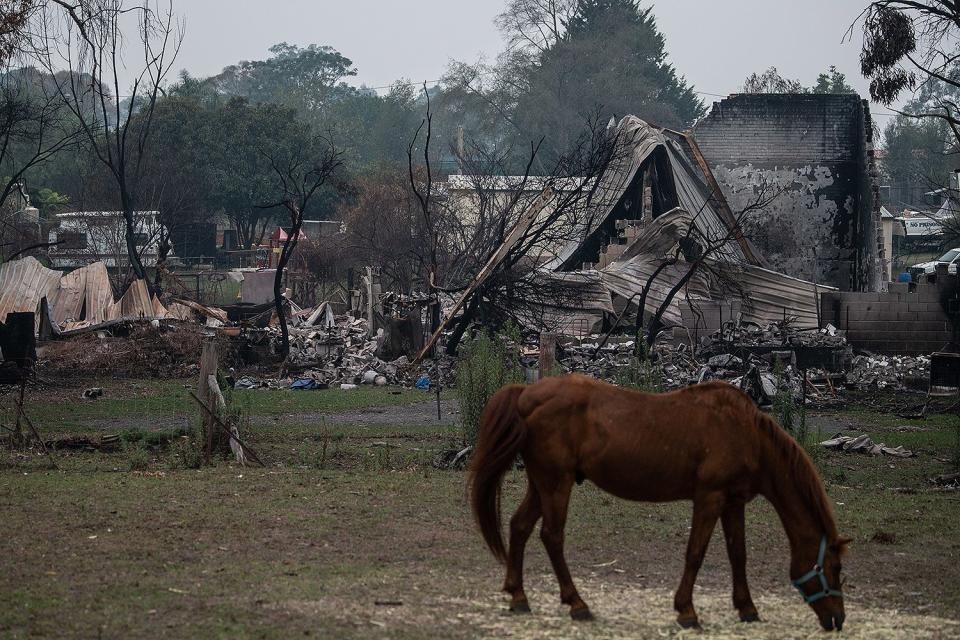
741,67,805,93
476,0,704,161
38,0,183,292
206,42,356,114
856,2,960,142
741,65,858,94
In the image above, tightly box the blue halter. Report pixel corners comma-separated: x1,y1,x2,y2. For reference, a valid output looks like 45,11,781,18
791,536,843,604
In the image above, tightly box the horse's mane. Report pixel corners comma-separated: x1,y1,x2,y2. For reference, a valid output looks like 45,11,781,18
755,408,837,538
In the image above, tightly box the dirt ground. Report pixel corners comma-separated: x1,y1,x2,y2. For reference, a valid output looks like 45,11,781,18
1,380,959,638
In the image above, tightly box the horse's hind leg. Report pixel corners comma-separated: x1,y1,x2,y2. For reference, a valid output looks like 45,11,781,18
503,484,541,613
674,490,724,629
721,502,759,622
535,473,592,621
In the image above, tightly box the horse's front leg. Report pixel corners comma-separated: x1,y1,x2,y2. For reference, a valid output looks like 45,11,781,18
674,491,724,629
503,483,542,613
535,472,592,620
721,502,759,622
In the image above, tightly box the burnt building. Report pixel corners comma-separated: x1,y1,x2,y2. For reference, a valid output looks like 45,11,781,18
692,93,883,292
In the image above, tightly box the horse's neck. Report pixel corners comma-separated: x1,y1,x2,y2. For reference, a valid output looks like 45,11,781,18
761,445,829,570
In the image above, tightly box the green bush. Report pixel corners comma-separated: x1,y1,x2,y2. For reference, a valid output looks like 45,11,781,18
126,445,150,471
167,437,203,470
456,330,524,446
614,356,664,393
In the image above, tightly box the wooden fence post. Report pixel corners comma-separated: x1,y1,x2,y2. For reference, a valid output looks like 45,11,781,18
539,332,557,380
199,338,218,463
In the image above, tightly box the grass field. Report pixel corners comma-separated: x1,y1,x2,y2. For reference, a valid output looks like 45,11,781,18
1,380,959,638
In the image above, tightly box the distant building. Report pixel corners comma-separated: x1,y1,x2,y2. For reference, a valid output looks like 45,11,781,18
48,211,171,270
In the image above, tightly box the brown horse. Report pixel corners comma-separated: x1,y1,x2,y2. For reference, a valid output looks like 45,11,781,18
468,374,850,631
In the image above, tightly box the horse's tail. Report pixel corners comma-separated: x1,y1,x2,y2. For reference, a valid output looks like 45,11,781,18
468,384,528,564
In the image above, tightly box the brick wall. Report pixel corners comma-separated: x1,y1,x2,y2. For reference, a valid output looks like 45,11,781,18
820,282,953,355
693,94,879,292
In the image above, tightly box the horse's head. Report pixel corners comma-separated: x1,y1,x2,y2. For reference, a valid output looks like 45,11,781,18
792,535,851,631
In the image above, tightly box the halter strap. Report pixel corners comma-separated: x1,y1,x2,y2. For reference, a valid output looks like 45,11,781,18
791,535,843,604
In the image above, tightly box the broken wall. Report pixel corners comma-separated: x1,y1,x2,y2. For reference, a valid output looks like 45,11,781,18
693,94,881,292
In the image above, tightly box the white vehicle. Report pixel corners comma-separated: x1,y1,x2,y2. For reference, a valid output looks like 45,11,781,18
913,247,960,276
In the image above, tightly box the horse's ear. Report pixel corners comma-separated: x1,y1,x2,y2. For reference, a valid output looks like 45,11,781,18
833,536,853,553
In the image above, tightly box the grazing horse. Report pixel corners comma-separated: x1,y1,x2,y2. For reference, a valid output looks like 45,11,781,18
468,374,850,631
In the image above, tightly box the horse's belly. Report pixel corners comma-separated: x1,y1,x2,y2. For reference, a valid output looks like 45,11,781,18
584,460,697,502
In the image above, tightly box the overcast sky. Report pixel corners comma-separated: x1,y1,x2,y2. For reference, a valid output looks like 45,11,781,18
170,1,899,116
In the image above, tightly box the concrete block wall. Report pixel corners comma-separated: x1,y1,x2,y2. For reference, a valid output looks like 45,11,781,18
820,283,953,355
693,94,876,291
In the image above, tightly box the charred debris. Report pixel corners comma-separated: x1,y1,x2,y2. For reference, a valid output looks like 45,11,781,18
0,114,955,402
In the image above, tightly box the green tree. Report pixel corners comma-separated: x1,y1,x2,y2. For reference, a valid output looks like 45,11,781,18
206,43,356,114
489,0,704,161
811,66,857,94
741,65,857,94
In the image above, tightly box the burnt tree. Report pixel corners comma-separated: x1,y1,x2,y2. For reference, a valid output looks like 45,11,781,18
265,135,343,359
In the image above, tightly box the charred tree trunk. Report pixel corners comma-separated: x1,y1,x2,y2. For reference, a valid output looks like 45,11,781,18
445,290,482,355
273,214,301,359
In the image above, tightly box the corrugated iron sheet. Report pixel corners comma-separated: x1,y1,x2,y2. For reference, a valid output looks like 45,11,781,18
515,270,613,336
552,116,745,269
718,263,827,328
0,257,62,323
49,268,87,326
83,262,115,324
595,208,830,330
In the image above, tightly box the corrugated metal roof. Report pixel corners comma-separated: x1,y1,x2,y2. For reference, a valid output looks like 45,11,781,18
552,117,745,270
596,209,831,330
0,257,62,323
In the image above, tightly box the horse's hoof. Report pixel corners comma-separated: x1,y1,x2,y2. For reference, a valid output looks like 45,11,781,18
509,600,531,614
739,612,760,623
570,606,594,621
677,616,701,630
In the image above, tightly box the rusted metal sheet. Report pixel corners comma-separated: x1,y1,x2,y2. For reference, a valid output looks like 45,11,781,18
82,262,115,324
600,258,711,327
108,279,155,320
0,257,62,324
596,208,828,330
49,268,87,326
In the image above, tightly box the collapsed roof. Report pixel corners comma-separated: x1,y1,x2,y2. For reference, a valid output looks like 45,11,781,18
0,257,169,335
541,116,830,334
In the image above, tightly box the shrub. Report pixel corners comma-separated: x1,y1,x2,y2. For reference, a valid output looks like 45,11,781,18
126,445,150,471
167,437,203,470
614,356,664,393
456,330,524,446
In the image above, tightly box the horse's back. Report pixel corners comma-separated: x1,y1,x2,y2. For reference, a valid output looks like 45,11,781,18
517,375,765,502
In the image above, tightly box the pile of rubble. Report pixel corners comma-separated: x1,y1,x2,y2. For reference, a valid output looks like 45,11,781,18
701,321,848,349
237,308,451,390
845,354,930,389
554,318,930,400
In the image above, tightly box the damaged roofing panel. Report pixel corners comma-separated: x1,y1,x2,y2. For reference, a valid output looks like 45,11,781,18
554,117,746,270
49,267,87,326
82,262,115,325
0,257,62,323
600,258,711,327
598,208,828,330
718,263,826,328
518,270,614,337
